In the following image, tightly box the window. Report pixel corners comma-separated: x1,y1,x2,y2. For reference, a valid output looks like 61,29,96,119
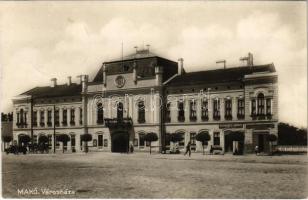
71,135,75,147
62,109,67,126
20,109,24,125
40,111,45,127
138,101,145,123
178,132,185,148
266,98,272,115
213,99,220,120
70,109,75,126
33,111,37,127
134,138,138,146
178,101,185,122
93,139,97,147
98,135,103,148
201,99,208,121
139,133,145,147
251,99,256,116
48,135,52,149
33,135,37,145
165,102,171,122
190,132,196,151
104,139,108,147
97,103,104,124
117,102,124,120
237,98,245,119
47,110,52,127
56,135,60,149
189,100,197,121
79,108,83,125
257,93,265,115
214,132,220,146
55,110,59,127
225,99,232,120
80,135,83,150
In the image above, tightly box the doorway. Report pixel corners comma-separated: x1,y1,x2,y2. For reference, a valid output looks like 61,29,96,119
111,131,129,153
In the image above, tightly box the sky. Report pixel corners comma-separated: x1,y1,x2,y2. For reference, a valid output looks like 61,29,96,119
0,1,307,128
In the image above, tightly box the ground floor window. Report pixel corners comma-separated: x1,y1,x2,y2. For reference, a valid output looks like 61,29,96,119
134,138,138,146
48,135,52,149
98,135,103,149
93,139,97,147
139,133,145,148
71,135,75,150
104,139,108,147
178,132,185,148
56,135,60,149
214,132,220,146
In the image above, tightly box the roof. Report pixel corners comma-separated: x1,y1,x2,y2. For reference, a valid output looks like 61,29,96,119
167,64,276,87
21,83,82,98
105,49,159,63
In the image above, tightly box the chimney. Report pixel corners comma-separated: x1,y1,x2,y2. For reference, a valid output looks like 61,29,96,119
67,76,72,86
178,58,184,75
50,78,57,87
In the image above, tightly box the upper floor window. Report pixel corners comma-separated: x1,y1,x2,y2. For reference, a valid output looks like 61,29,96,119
97,103,104,124
237,98,245,119
225,99,232,120
213,99,220,120
165,102,171,123
40,110,45,127
55,109,59,127
257,93,265,115
201,99,208,121
189,100,197,121
62,109,67,126
137,101,145,123
178,101,185,122
70,109,75,126
266,98,272,115
117,102,124,120
17,109,27,128
79,108,83,125
47,110,52,127
33,111,37,127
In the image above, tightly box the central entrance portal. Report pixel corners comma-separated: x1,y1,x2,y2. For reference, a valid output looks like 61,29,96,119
111,131,129,153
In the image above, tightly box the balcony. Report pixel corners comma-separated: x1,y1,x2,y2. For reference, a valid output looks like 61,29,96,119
47,121,52,127
224,115,232,121
104,118,133,129
190,116,197,122
165,116,171,123
62,121,67,126
178,115,185,122
40,122,45,127
237,114,245,120
70,121,75,126
55,121,60,127
213,115,221,121
201,115,209,121
251,114,272,120
97,119,104,125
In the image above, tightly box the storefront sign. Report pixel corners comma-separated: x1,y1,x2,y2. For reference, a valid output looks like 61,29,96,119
219,123,243,129
246,124,275,129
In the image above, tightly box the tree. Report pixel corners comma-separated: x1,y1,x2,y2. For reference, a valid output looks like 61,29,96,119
57,134,70,153
268,134,278,155
38,135,49,153
81,133,92,153
2,135,12,149
278,122,307,145
196,132,211,155
144,132,158,154
19,135,30,146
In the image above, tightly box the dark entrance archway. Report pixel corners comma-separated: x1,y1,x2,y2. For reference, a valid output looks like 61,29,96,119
111,131,129,153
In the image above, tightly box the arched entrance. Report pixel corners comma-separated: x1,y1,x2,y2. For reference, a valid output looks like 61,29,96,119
111,131,129,153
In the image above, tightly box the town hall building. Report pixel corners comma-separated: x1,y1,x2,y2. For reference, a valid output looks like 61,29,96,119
12,49,278,154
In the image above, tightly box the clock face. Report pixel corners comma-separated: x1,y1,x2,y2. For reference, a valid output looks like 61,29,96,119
115,75,125,88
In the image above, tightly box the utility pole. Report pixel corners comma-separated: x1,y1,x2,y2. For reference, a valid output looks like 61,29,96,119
53,104,56,153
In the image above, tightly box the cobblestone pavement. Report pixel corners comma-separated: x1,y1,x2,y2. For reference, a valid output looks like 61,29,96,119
2,152,307,198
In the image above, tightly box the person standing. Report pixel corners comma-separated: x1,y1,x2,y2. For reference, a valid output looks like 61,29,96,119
255,145,259,155
184,141,191,157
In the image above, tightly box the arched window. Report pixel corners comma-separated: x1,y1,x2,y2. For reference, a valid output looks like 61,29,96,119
117,102,123,120
137,101,145,123
97,103,104,124
257,93,265,115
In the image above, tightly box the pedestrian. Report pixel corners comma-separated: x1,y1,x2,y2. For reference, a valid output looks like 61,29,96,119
184,141,191,157
130,144,134,153
255,145,259,155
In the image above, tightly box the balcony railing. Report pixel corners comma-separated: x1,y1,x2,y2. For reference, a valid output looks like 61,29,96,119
104,118,132,128
70,121,75,126
201,115,209,121
224,115,232,121
190,116,197,122
40,122,45,127
178,115,185,122
62,121,67,126
237,114,245,120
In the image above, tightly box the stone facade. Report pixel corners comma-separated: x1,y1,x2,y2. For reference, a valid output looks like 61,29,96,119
12,50,278,154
